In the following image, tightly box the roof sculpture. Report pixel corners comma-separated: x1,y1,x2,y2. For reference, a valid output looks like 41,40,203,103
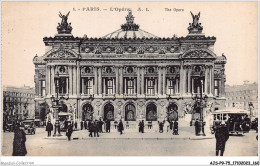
102,11,158,39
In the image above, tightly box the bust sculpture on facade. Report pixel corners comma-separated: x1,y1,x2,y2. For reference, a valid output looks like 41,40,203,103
57,11,72,34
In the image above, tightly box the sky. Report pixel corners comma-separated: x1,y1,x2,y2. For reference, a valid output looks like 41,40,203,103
1,1,258,88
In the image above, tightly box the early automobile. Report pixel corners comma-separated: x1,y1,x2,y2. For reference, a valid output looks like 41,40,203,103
5,122,14,132
21,119,36,135
58,112,73,131
211,108,251,135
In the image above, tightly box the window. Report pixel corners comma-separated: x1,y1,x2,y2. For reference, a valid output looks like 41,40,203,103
125,78,135,95
167,78,175,95
146,78,155,95
82,78,93,95
55,77,67,94
214,80,219,96
104,78,114,95
41,80,46,96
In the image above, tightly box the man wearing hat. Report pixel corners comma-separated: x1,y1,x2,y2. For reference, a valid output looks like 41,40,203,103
215,121,229,156
46,120,53,137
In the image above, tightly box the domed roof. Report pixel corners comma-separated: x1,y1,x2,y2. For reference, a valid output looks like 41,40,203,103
102,11,158,39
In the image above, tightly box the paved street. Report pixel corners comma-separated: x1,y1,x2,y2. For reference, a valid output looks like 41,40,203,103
2,123,258,156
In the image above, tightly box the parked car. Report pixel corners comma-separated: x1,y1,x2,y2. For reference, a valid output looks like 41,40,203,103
5,122,14,132
21,119,36,135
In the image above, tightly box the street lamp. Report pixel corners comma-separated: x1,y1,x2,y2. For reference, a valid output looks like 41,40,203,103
50,72,64,136
248,102,254,121
191,71,208,136
23,101,28,120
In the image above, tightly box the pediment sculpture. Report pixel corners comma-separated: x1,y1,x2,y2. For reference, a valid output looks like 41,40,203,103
182,49,216,59
45,49,78,59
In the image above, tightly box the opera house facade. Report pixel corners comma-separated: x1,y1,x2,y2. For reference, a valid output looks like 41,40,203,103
33,11,226,125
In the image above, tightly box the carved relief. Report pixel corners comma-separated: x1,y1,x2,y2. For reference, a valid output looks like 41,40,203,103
182,49,215,59
46,49,78,59
81,66,93,74
125,46,136,53
56,66,68,74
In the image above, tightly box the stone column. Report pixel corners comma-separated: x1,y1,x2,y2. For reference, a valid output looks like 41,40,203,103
158,67,162,95
155,78,158,95
66,77,69,95
183,66,187,95
191,78,194,94
81,78,84,94
179,65,183,95
209,66,213,95
98,67,102,95
115,67,119,94
50,66,55,95
73,66,77,95
187,66,191,94
204,67,208,94
69,66,73,96
77,62,80,96
119,67,123,95
141,67,145,95
94,67,98,95
46,66,50,96
176,79,179,94
137,67,140,95
162,67,166,95
219,80,222,97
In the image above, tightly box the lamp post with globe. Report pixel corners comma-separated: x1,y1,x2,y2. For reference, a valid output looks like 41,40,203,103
192,71,208,136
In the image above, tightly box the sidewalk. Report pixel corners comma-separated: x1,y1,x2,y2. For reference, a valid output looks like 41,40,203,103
44,121,215,140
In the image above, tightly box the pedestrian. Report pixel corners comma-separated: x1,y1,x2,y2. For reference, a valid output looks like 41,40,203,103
170,120,173,131
141,120,144,133
114,120,118,129
215,121,229,156
166,120,170,132
66,121,73,141
126,121,129,129
12,124,27,156
173,121,179,135
84,121,87,130
75,121,78,130
81,121,83,130
106,120,111,133
118,120,124,135
148,121,152,129
195,119,199,135
53,120,61,136
88,120,93,137
138,120,142,133
93,120,99,137
46,120,53,137
98,118,104,133
158,120,164,133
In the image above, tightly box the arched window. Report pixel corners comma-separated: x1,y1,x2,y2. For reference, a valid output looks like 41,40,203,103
167,103,178,121
104,103,114,121
146,103,157,121
82,104,93,121
125,103,136,121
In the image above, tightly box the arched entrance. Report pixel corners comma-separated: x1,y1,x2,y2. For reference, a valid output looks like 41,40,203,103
104,103,114,121
40,103,49,121
58,103,68,112
125,103,136,121
82,103,93,121
167,103,178,121
146,103,157,121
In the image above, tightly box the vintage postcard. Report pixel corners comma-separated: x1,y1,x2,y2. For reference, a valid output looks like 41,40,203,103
1,1,258,162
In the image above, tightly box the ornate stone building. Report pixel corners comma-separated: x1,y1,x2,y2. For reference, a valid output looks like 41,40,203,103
3,86,35,122
33,11,226,124
225,81,258,117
